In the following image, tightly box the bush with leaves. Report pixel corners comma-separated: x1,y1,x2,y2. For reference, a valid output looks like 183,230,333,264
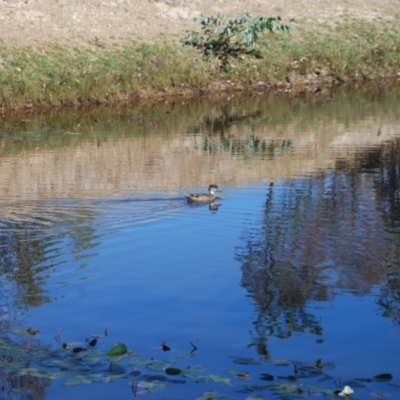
183,13,292,70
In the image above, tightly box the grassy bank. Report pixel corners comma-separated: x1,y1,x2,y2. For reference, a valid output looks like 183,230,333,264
1,15,400,110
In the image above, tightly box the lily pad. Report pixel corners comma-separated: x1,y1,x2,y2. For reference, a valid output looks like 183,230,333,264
226,369,250,380
137,380,170,393
196,391,230,400
259,373,274,381
209,374,231,384
374,373,393,382
180,365,207,379
107,342,128,358
230,356,262,365
272,359,291,367
165,367,182,376
146,359,170,371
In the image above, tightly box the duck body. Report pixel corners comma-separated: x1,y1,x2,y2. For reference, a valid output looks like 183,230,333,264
186,184,219,203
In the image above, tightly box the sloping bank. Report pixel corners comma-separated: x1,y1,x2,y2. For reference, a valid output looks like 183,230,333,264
1,15,400,111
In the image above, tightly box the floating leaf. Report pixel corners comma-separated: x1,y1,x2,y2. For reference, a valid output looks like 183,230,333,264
141,373,168,382
209,374,231,384
165,367,182,376
107,342,128,358
272,359,291,366
259,373,274,381
63,375,102,386
374,373,393,382
172,352,195,360
146,359,169,371
103,373,127,382
137,380,170,393
274,383,299,394
12,329,31,336
194,375,210,383
294,362,323,378
90,333,102,338
72,347,87,354
196,391,230,400
63,377,86,387
230,356,261,365
226,369,250,380
180,365,207,378
128,356,148,366
245,395,267,400
242,383,271,392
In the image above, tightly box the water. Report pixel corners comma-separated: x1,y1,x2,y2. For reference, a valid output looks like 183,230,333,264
1,84,400,399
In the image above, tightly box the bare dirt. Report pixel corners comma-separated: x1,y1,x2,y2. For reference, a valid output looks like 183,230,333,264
0,0,398,48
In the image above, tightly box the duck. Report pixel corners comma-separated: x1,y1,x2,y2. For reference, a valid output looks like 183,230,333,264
186,184,220,203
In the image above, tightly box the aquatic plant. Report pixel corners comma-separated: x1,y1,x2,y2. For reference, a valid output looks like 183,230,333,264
0,326,397,398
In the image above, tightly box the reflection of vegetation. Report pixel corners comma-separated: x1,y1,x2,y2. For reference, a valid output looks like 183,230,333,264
236,181,328,350
187,105,295,158
237,137,400,351
202,135,293,158
0,222,51,308
2,83,400,157
372,139,400,323
335,137,400,323
0,203,99,308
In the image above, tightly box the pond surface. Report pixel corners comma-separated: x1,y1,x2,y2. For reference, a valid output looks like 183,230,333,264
1,84,400,400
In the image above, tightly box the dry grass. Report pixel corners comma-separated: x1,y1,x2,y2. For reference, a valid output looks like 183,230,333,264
0,13,400,110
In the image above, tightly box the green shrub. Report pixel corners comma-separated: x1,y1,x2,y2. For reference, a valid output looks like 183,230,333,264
183,13,292,70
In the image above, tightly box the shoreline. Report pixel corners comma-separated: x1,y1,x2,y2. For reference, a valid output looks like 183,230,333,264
1,74,399,116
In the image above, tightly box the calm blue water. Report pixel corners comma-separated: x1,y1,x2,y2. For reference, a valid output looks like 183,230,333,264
1,86,400,399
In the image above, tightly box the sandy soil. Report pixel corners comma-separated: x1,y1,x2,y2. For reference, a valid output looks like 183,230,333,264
0,0,398,48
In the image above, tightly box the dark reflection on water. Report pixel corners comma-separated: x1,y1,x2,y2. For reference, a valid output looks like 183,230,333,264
0,84,400,398
237,139,400,350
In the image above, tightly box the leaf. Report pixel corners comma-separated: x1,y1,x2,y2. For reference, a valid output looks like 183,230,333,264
72,347,87,354
371,391,387,397
195,375,210,383
209,374,231,384
226,369,250,380
374,373,393,381
180,364,207,378
12,329,31,336
242,383,271,392
137,380,169,393
165,367,182,376
230,356,261,365
107,342,128,358
146,360,169,371
259,373,274,381
90,333,102,338
196,391,230,400
272,358,291,366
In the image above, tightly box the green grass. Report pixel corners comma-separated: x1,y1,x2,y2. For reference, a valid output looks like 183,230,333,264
1,15,400,110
